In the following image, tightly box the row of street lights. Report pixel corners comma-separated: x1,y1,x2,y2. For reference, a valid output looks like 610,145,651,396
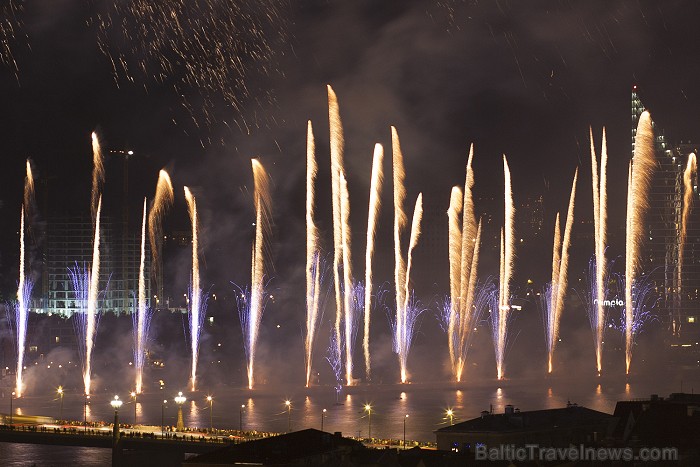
10,389,456,445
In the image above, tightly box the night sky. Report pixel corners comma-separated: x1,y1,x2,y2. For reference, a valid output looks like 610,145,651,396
1,1,700,384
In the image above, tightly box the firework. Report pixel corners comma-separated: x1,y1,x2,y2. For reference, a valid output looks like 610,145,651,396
493,156,515,380
678,153,697,335
325,330,343,401
90,133,105,222
70,263,102,398
184,187,203,391
541,170,577,373
84,197,102,396
445,147,485,382
148,170,174,305
243,159,272,390
340,173,355,385
625,111,655,374
14,160,35,397
304,121,322,387
328,85,345,366
0,1,23,79
95,0,289,132
133,198,152,394
587,128,609,374
364,143,384,380
391,127,424,383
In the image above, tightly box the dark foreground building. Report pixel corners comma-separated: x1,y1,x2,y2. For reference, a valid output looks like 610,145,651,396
183,429,472,467
434,403,615,452
613,392,700,449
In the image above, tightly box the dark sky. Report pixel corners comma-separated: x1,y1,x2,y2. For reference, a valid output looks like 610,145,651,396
0,0,699,318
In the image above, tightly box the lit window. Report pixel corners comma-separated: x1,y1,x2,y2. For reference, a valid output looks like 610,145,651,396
689,317,696,323
55,336,60,344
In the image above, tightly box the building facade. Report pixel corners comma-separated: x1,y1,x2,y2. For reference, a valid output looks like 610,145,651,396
41,214,150,316
632,87,700,343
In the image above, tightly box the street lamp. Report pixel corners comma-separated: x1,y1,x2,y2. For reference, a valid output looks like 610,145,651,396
161,400,167,439
110,396,123,445
57,387,64,421
206,395,213,431
321,408,327,432
446,409,454,426
174,391,186,431
130,391,137,425
363,404,372,439
240,404,245,432
284,400,291,432
403,414,409,450
9,391,14,425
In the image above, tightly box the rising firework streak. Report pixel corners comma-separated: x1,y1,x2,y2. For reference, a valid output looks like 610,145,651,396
364,143,384,380
305,121,322,388
148,170,174,305
542,170,577,374
184,187,203,391
587,127,608,374
15,160,35,397
625,111,655,375
678,153,696,336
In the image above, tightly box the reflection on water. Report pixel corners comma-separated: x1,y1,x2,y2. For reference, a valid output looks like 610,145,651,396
3,374,699,442
0,444,111,467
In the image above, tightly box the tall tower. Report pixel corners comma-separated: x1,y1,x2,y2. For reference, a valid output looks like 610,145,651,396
631,86,695,338
631,86,680,334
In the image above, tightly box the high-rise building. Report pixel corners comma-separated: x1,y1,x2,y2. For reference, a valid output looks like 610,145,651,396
632,87,699,341
41,214,150,316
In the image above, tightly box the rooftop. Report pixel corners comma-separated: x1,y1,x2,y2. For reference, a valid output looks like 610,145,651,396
436,404,614,434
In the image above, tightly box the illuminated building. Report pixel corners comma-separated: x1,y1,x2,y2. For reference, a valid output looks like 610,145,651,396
632,87,700,344
41,214,150,316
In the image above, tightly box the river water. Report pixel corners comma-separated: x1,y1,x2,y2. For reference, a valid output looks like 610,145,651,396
1,371,697,465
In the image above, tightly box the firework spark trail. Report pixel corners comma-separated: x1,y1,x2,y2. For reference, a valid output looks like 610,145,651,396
246,159,272,389
391,127,407,374
0,1,23,79
625,111,655,374
544,213,561,374
325,330,343,400
363,143,384,380
459,220,482,380
396,195,424,383
14,161,35,397
446,186,463,372
148,170,174,304
495,156,515,380
613,273,659,339
392,127,407,380
328,86,345,365
446,147,482,382
15,209,33,398
390,127,424,383
588,128,608,374
23,159,34,214
679,153,697,335
304,121,321,388
339,173,355,386
70,264,92,392
95,0,288,131
84,197,102,396
184,187,202,391
459,147,477,339
134,198,150,394
543,170,577,373
90,133,105,222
